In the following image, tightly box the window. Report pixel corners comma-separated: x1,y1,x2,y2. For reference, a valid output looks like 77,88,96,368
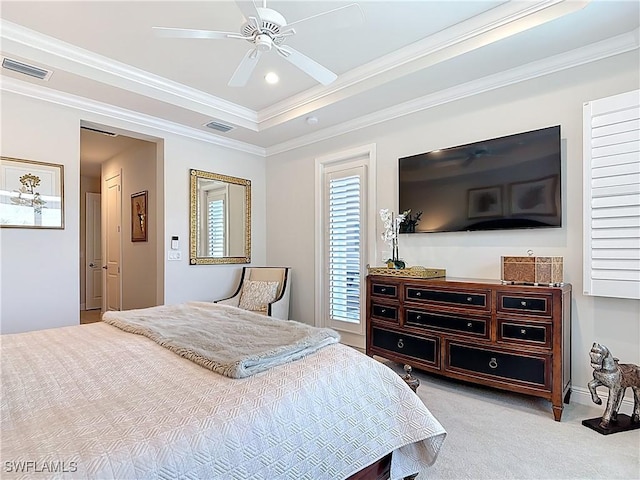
583,89,640,300
327,171,362,324
315,144,376,347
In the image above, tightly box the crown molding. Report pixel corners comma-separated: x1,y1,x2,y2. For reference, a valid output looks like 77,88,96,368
1,2,588,135
0,75,266,157
0,19,259,131
257,0,589,130
266,30,639,157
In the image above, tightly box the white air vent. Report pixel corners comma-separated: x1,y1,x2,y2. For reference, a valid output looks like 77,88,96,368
204,121,235,133
81,125,118,137
2,57,53,80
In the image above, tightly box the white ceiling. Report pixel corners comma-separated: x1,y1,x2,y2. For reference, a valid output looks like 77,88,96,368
1,0,639,169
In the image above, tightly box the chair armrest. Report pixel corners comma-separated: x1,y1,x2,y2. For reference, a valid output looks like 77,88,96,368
268,296,290,320
215,293,240,307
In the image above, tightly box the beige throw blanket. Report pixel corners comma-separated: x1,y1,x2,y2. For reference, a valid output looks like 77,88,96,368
103,302,340,378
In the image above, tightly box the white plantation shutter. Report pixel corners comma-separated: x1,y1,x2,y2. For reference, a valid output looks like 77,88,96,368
322,163,367,335
207,195,225,257
328,172,362,323
583,90,640,299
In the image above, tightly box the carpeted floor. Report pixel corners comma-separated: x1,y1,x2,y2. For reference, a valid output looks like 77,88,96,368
379,361,640,480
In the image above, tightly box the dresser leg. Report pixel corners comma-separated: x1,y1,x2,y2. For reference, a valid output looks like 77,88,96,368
552,404,563,422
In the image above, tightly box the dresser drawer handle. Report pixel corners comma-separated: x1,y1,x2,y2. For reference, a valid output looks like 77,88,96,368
397,339,404,349
416,314,422,320
380,308,386,314
489,357,498,369
521,301,527,307
467,296,473,302
467,322,473,328
415,292,422,297
521,328,527,335
380,287,386,292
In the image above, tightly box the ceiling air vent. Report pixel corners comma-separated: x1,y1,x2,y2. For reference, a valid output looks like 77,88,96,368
81,126,118,137
2,57,53,80
204,120,235,133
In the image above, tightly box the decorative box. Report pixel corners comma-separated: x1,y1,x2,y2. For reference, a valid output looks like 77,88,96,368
367,266,446,279
501,256,563,285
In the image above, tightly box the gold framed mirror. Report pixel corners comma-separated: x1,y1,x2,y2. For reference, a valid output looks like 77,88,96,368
189,169,251,265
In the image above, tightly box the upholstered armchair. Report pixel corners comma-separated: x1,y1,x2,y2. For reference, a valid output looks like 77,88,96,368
215,267,291,320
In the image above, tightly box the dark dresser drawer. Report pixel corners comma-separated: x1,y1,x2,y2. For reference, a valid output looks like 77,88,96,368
447,343,548,387
371,327,438,365
405,286,490,311
497,318,552,349
371,303,398,322
406,309,488,338
371,283,398,299
497,292,552,316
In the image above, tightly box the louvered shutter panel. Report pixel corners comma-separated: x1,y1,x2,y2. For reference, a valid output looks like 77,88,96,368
327,172,362,323
207,197,225,257
583,89,640,299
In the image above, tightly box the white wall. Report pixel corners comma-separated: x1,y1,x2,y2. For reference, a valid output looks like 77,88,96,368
1,95,80,333
265,52,640,406
103,140,159,310
0,91,267,334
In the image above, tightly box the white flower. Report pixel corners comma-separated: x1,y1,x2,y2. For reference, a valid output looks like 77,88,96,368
379,208,410,251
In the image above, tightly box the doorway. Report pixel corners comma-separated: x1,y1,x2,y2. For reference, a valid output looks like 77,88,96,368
79,125,163,322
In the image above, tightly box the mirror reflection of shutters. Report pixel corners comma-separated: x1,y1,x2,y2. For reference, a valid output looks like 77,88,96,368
328,171,362,323
207,195,225,257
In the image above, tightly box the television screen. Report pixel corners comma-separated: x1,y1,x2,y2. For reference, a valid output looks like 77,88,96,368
398,125,561,233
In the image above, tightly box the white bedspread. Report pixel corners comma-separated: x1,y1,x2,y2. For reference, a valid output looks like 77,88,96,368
1,322,446,479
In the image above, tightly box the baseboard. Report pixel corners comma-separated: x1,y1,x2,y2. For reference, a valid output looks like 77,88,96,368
570,385,636,415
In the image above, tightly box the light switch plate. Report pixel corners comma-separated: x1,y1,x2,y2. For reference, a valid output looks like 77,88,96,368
168,251,182,261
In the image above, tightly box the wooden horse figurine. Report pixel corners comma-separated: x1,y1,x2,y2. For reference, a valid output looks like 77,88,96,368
587,342,640,429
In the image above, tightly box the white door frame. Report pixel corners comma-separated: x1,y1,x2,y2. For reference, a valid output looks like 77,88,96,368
314,143,377,349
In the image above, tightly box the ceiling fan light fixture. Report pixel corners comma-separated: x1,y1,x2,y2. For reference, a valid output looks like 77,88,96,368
255,34,273,52
265,72,279,84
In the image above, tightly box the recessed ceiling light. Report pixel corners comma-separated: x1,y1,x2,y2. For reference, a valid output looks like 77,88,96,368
306,116,319,126
265,72,279,84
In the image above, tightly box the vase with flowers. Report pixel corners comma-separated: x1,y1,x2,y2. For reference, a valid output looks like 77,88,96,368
380,208,410,269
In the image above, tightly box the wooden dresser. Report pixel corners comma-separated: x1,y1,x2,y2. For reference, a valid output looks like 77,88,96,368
366,275,572,421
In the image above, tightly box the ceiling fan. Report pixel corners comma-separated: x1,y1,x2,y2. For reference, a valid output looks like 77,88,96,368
153,0,364,87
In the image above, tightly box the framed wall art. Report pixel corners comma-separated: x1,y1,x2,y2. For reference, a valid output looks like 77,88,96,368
0,156,65,229
131,190,148,242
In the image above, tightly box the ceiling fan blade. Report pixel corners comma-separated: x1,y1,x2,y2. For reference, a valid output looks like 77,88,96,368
286,3,364,34
228,49,263,87
277,46,337,86
152,26,244,40
235,0,263,23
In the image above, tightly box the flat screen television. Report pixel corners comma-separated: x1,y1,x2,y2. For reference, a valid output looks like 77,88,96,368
398,125,561,233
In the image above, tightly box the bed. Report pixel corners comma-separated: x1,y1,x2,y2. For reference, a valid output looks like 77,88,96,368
1,302,446,479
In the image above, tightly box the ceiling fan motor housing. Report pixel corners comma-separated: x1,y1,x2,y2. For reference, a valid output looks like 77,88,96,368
241,7,287,47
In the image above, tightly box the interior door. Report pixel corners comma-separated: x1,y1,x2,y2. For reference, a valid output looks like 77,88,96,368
85,192,102,310
104,173,122,311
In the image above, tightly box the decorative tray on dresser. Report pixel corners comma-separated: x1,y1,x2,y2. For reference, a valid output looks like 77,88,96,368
366,275,572,421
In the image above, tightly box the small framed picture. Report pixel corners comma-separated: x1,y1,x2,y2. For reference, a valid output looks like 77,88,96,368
131,190,148,242
0,156,65,229
468,186,503,219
